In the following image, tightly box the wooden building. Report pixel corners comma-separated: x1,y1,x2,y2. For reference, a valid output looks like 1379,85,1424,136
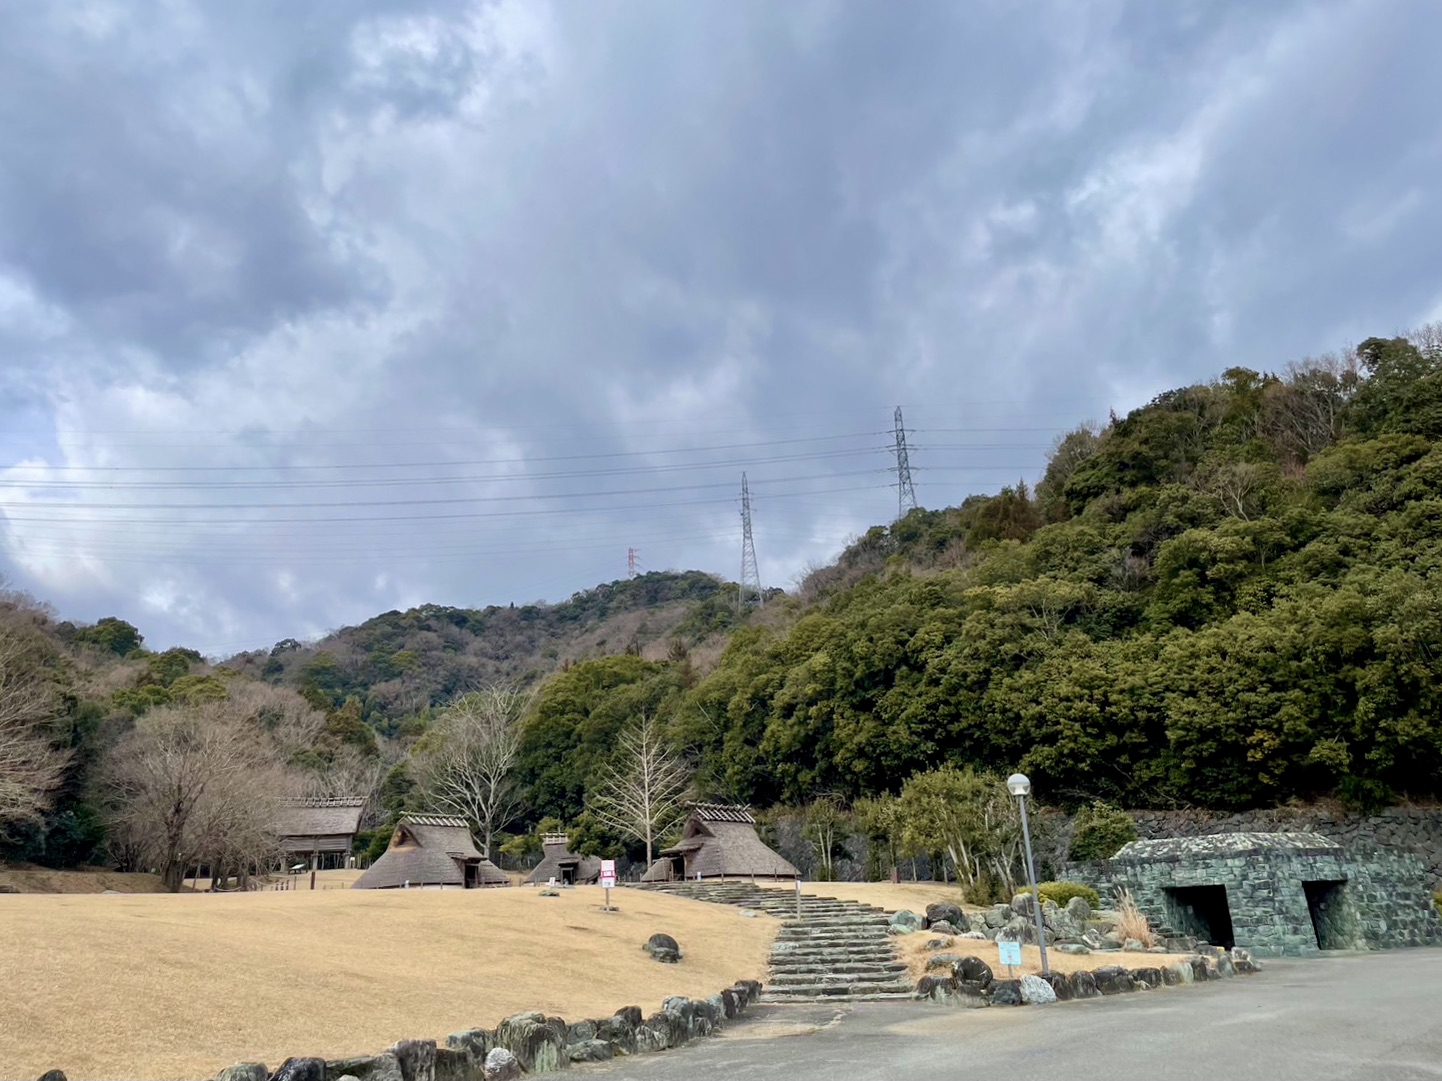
641,803,799,882
352,814,510,889
525,832,602,886
274,796,366,870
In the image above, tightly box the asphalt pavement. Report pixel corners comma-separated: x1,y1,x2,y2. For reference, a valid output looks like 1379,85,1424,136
590,950,1442,1081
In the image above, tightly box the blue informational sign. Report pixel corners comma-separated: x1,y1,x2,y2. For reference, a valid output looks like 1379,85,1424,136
996,940,1023,967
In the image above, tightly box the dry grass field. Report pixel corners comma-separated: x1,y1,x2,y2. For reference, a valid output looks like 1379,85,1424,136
756,880,976,914
898,934,1194,981
0,864,168,893
0,884,775,1081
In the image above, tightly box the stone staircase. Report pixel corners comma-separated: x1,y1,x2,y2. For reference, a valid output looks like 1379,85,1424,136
641,882,915,1002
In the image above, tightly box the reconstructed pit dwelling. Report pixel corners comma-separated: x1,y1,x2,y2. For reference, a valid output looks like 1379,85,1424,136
1073,832,1442,957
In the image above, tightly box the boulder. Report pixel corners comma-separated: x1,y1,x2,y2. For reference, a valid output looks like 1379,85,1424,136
734,979,762,1006
916,974,957,1002
445,1029,493,1069
388,1040,436,1081
989,979,1024,1006
216,1066,267,1081
1235,959,1258,975
1064,895,1093,924
1217,953,1237,979
718,988,739,1019
565,1021,597,1045
433,1048,470,1081
494,1013,564,1074
705,995,728,1030
959,931,989,940
1038,971,1072,1002
1010,892,1037,919
998,916,1044,945
594,1015,637,1056
1162,962,1193,986
889,910,924,933
1042,900,1081,939
644,933,682,963
983,905,1012,929
951,985,992,1009
925,902,966,931
269,1060,326,1081
956,955,994,989
1019,974,1057,1004
635,1012,681,1053
1092,965,1136,995
482,1048,521,1081
35,1073,67,1081
1070,970,1100,999
1131,967,1162,989
1122,938,1146,952
1165,935,1198,953
924,952,962,973
1189,955,1220,982
614,1005,643,1027
1056,943,1090,955
323,1056,402,1081
927,924,960,939
924,936,955,950
566,1041,613,1064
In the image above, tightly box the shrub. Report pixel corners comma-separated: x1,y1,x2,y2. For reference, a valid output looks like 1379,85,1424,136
1034,881,1101,909
1113,887,1158,947
1068,802,1137,862
1433,890,1441,914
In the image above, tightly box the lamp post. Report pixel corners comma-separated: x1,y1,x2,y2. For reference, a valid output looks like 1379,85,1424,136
1006,772,1050,976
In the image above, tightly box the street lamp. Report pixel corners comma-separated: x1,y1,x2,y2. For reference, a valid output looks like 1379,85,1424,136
1006,772,1050,976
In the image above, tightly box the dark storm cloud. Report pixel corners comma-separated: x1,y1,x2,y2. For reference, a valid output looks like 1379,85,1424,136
0,0,1439,652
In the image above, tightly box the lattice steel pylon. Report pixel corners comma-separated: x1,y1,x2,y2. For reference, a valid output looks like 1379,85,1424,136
738,472,764,614
893,405,918,520
627,547,639,579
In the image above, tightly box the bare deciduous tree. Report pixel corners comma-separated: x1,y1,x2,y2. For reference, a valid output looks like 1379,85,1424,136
413,684,531,856
103,700,297,891
0,621,70,830
588,712,691,867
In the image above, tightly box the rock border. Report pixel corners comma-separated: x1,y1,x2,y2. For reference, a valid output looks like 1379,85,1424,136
915,946,1259,1008
31,981,766,1081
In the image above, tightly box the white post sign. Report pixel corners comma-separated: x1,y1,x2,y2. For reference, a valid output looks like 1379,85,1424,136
600,859,617,908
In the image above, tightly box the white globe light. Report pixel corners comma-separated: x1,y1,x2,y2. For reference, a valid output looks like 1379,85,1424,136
1006,773,1031,797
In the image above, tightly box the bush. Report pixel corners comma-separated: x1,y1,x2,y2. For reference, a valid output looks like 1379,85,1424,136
1433,890,1441,914
1068,802,1137,862
1034,881,1101,909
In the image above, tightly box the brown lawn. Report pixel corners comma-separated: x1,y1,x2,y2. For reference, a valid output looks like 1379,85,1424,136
0,864,169,894
0,884,775,1081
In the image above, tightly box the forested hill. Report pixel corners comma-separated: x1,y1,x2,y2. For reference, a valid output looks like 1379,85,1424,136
226,570,747,736
516,331,1442,824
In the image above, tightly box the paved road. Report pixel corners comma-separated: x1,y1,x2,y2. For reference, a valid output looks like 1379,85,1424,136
592,951,1442,1080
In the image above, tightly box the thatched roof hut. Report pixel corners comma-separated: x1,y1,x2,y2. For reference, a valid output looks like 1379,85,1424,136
352,815,510,889
274,797,366,858
525,832,602,886
641,804,799,882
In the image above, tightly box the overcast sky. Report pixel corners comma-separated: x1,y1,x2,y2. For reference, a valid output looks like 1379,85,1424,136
1,1,1439,655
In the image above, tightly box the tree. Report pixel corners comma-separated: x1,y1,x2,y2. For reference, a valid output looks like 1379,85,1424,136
413,685,530,857
802,795,850,881
587,712,691,866
102,699,295,891
854,794,902,881
896,766,1021,899
0,620,69,831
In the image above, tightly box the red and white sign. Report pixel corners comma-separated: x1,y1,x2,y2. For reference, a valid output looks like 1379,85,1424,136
600,859,617,889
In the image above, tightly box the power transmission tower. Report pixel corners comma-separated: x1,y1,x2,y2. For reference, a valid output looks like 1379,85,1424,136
738,472,763,614
627,547,639,579
893,405,918,520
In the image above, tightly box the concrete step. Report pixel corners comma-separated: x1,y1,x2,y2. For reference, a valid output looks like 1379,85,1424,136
769,971,913,986
769,962,909,976
760,983,916,1000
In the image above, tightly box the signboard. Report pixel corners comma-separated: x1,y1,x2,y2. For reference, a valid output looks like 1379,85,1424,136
996,940,1023,968
600,859,617,889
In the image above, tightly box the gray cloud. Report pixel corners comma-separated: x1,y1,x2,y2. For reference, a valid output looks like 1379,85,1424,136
1,0,1439,653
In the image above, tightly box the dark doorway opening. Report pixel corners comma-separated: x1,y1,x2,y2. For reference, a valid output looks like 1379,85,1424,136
464,863,479,889
1303,880,1350,949
670,856,686,880
1163,885,1235,949
561,865,576,885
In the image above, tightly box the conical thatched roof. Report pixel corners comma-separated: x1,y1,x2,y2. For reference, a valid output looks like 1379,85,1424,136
525,832,602,885
642,804,798,881
353,815,508,889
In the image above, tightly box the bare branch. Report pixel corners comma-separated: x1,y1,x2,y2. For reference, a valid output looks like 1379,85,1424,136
587,712,691,866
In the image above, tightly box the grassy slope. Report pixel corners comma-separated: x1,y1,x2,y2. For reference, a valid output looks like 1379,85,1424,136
0,885,774,1081
0,865,168,894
